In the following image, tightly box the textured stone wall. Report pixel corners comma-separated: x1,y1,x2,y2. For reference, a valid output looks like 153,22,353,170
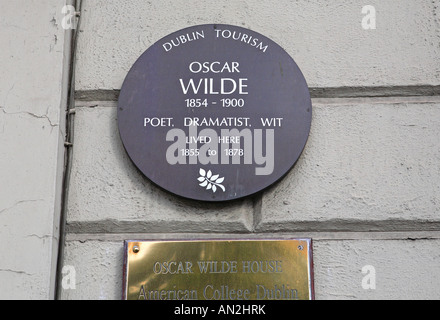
60,0,440,300
0,0,68,299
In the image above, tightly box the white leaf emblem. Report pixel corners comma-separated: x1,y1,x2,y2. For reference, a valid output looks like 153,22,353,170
198,168,225,193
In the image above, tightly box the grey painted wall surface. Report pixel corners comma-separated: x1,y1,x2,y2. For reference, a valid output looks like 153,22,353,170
61,237,440,300
1,0,439,300
61,0,440,300
0,0,67,299
74,0,440,90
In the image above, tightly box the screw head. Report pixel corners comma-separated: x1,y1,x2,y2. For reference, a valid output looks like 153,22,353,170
133,246,140,253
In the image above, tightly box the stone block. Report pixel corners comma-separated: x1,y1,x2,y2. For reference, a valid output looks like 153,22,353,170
75,0,440,91
67,103,254,233
258,100,440,232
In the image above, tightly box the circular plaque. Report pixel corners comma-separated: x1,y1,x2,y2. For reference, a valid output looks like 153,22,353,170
118,24,312,202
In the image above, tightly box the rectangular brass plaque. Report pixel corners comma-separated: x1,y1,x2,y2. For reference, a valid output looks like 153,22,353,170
123,239,314,300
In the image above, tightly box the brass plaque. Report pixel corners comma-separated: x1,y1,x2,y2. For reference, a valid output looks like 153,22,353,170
123,239,314,300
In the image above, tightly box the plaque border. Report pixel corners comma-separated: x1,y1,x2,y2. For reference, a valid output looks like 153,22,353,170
122,238,314,300
117,23,313,202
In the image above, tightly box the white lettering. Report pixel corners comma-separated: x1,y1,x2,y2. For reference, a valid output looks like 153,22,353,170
165,126,275,175
362,5,376,30
215,29,268,52
61,265,76,290
362,265,376,289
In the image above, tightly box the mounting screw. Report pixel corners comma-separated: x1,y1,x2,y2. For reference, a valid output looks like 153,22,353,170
133,246,140,253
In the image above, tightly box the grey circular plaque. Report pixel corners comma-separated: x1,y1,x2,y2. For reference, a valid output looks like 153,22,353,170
118,24,312,202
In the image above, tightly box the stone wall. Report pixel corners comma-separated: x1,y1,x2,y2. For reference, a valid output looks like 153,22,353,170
0,0,68,299
60,0,440,300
